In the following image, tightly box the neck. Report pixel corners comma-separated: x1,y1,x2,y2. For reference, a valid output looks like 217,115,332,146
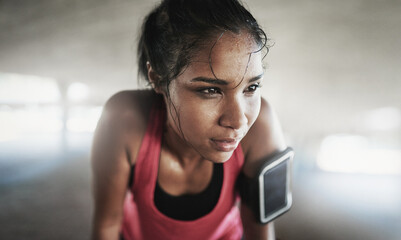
162,123,206,169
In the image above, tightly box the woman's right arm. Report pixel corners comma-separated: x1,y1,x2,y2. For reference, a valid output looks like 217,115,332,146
91,92,141,240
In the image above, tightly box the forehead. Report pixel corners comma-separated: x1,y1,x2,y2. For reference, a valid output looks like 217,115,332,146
182,31,263,84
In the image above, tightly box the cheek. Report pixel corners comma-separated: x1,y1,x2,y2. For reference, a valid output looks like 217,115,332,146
180,101,219,130
246,97,262,126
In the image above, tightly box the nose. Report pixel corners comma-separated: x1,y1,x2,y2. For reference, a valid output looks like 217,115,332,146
218,96,248,130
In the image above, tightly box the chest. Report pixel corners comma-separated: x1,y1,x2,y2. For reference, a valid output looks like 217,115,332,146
157,149,215,196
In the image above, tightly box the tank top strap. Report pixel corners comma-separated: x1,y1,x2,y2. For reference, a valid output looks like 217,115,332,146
132,97,165,193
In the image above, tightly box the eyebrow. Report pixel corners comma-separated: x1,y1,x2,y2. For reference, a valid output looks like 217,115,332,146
190,73,264,85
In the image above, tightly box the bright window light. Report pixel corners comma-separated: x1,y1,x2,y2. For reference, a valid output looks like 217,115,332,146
360,107,401,131
67,106,102,133
67,82,89,102
0,72,60,104
0,73,63,142
317,134,401,175
0,106,63,142
0,106,18,142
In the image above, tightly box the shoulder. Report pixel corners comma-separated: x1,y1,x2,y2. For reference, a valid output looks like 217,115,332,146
94,89,159,165
103,89,156,120
90,90,160,229
240,97,287,177
100,89,158,132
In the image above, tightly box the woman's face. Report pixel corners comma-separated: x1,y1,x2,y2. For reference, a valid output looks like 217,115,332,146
164,32,264,163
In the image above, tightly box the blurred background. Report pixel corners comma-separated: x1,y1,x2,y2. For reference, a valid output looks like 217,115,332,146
0,0,400,239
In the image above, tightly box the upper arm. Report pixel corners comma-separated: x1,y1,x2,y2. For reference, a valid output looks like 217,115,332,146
240,98,287,239
242,98,287,177
91,91,146,239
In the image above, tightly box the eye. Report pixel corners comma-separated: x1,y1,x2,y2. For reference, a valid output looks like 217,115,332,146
198,87,221,95
245,83,261,93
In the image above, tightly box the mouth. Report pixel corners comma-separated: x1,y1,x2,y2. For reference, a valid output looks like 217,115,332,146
210,138,240,152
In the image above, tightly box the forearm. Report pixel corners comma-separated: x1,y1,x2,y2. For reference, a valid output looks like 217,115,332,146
243,223,275,240
241,204,276,240
91,222,121,240
243,222,275,240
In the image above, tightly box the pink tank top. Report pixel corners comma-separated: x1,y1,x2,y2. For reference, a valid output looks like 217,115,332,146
121,99,244,240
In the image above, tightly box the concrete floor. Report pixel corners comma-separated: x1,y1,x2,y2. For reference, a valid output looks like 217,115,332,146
0,154,92,240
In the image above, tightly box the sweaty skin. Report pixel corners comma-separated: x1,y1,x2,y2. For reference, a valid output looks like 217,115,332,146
91,31,286,240
153,31,263,196
159,31,263,164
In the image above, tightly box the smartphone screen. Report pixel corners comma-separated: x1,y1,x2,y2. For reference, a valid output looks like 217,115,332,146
263,160,289,217
259,150,293,223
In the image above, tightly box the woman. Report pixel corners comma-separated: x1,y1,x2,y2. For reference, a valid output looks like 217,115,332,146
91,0,287,239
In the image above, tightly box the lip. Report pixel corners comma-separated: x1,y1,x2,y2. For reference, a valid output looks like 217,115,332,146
211,138,240,152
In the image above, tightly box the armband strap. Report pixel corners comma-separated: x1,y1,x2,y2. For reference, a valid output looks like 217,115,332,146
237,147,294,224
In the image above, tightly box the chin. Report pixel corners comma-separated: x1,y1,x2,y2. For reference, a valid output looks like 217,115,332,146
207,151,235,164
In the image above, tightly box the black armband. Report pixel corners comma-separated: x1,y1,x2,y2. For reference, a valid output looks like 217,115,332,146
238,147,294,224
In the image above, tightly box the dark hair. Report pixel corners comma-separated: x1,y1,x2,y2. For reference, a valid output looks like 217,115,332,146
137,0,269,91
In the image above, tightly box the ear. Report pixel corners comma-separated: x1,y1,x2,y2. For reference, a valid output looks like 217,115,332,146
147,62,163,94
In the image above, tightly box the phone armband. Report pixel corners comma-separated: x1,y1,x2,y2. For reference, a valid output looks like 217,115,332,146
238,147,294,224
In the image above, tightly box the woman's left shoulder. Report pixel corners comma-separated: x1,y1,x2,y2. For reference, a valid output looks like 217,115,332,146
240,97,287,177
